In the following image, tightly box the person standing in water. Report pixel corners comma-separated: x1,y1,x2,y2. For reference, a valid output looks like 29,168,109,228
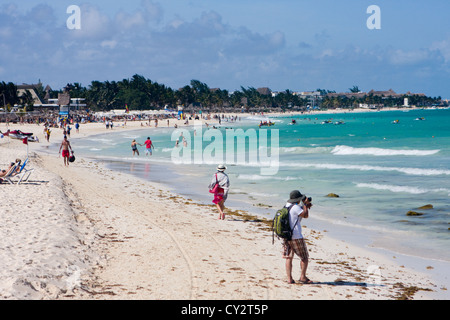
131,139,142,156
144,137,154,156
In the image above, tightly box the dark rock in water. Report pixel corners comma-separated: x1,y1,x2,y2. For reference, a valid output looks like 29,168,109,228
397,219,420,226
326,193,339,198
406,211,424,216
417,204,433,210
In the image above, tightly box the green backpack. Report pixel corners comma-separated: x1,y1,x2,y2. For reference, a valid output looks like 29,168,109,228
272,204,298,244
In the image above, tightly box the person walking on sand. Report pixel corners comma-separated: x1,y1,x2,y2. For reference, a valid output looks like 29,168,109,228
282,190,312,284
208,164,230,220
43,126,48,141
144,137,154,156
131,139,142,156
45,127,51,142
59,135,73,166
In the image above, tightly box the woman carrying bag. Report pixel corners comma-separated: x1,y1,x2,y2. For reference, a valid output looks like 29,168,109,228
208,164,230,220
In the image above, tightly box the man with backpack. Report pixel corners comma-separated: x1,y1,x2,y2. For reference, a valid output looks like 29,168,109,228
282,190,312,284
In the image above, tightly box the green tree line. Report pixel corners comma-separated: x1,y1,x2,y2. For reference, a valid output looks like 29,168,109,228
68,75,310,112
1,75,444,112
320,94,442,109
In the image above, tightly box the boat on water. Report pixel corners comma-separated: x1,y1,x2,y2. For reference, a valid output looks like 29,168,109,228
391,119,400,124
321,120,332,124
334,120,345,125
414,117,426,121
258,121,275,127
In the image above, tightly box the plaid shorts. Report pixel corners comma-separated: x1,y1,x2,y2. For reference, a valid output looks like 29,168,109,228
282,238,309,261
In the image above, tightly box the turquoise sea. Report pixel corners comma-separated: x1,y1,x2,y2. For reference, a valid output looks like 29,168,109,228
63,108,449,265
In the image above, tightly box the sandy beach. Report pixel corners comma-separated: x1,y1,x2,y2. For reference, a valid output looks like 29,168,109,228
0,110,446,300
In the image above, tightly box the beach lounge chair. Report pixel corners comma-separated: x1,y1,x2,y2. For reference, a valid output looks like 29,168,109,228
11,158,34,184
1,164,18,184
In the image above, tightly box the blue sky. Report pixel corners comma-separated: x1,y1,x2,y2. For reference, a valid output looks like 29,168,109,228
1,0,449,98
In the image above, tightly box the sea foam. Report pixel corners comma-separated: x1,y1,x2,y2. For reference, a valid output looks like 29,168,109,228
331,145,440,156
356,183,450,196
282,162,450,176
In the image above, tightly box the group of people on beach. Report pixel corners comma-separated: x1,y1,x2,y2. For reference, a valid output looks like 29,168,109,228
50,118,312,285
207,164,312,284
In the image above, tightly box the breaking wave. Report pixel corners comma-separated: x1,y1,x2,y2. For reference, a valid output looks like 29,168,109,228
355,183,450,196
282,162,450,176
331,145,440,156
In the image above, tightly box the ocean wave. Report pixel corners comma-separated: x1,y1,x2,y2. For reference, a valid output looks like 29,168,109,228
355,183,450,196
237,174,301,181
243,116,282,123
312,211,415,235
331,145,440,156
86,137,118,145
280,146,332,154
282,162,450,176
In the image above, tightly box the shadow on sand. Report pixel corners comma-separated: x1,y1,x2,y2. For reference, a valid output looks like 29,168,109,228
310,280,384,288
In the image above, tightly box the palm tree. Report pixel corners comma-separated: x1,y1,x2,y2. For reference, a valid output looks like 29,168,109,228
349,85,360,93
0,81,19,106
19,90,34,107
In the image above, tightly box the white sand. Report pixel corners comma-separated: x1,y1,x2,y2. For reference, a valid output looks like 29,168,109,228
0,113,445,300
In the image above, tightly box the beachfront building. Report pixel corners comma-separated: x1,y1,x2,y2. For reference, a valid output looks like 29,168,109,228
257,87,272,96
299,91,322,109
1,83,87,123
323,89,432,109
15,83,86,114
327,89,426,99
16,84,46,106
42,98,87,112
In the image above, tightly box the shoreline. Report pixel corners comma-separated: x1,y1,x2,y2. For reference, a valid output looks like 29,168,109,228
99,153,450,299
0,110,447,300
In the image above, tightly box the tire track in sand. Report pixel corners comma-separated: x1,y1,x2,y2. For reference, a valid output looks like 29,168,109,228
40,157,198,299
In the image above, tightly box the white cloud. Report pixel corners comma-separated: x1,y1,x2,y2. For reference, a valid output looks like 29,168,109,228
69,4,112,40
431,38,450,63
101,40,118,49
388,49,430,65
115,11,146,31
1,1,450,98
141,0,163,24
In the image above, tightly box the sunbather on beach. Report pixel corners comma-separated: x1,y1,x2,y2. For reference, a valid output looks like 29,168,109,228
0,163,14,177
0,160,20,178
